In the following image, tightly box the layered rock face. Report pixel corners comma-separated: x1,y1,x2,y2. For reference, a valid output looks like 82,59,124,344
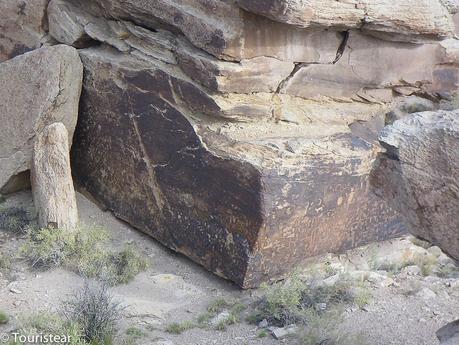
44,0,459,287
374,110,459,262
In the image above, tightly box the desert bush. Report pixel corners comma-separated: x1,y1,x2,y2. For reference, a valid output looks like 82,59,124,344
0,206,30,234
251,273,358,327
109,245,148,285
0,252,10,271
296,308,366,345
165,321,195,334
61,281,121,343
21,226,147,285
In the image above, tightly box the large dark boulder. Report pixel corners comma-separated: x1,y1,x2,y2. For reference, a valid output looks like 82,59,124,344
71,47,405,288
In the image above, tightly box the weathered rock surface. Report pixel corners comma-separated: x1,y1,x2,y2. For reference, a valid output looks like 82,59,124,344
238,0,456,42
71,46,405,288
437,320,459,345
0,45,83,194
373,110,459,261
32,123,78,230
45,0,459,286
284,31,459,100
0,0,50,62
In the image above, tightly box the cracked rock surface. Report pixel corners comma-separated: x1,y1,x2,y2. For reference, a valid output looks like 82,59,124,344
373,110,459,262
41,0,459,287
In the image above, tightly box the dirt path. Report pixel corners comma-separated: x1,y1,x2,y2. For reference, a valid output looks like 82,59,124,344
1,191,458,345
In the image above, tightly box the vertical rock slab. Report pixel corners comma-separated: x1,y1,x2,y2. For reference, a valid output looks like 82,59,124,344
373,110,459,261
0,0,50,62
32,123,78,230
0,45,83,194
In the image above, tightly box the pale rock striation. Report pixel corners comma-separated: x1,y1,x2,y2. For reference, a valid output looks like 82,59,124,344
0,45,83,194
373,110,459,262
32,123,78,230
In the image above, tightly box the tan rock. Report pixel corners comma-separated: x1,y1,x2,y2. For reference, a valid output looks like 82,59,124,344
32,123,78,230
284,32,441,99
0,45,83,193
238,0,455,42
57,0,343,61
374,110,459,261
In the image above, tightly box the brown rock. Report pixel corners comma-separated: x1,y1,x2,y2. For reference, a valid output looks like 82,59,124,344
71,47,405,288
32,123,78,230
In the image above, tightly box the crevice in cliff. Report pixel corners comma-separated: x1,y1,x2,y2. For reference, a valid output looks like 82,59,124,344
333,31,350,64
275,62,308,94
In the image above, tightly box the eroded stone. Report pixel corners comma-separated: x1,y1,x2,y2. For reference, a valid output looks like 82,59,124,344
0,45,83,192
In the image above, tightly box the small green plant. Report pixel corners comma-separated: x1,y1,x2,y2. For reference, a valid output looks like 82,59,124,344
197,312,212,327
165,321,195,334
414,254,437,277
0,252,10,271
0,310,9,324
214,313,239,331
257,330,269,338
354,285,373,309
109,245,148,285
207,298,230,314
123,326,145,344
21,226,147,285
125,327,144,338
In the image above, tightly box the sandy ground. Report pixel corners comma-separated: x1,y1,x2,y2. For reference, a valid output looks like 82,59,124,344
0,191,458,345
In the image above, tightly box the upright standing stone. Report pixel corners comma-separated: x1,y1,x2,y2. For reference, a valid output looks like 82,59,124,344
32,123,78,230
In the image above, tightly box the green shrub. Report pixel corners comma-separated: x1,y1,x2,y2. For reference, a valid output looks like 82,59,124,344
0,310,9,324
207,298,230,314
165,321,195,334
296,309,366,345
0,252,10,271
109,245,148,285
250,272,366,328
21,226,147,285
